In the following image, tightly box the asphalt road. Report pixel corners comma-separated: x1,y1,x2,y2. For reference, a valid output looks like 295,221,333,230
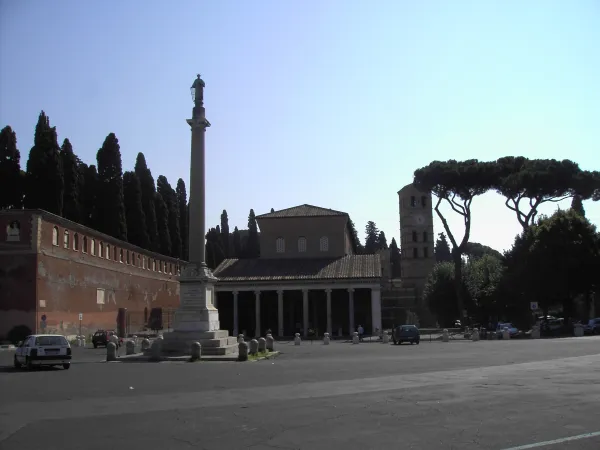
1,337,599,450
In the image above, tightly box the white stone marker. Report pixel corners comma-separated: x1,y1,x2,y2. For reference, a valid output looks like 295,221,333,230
531,325,540,339
141,339,151,352
266,334,274,351
294,333,301,345
323,332,330,345
126,340,135,355
238,341,249,361
190,342,201,361
574,324,584,337
502,327,510,340
150,339,162,361
442,329,449,343
106,342,117,362
258,337,267,353
382,332,390,344
352,332,359,344
238,334,245,344
249,339,259,355
471,329,480,342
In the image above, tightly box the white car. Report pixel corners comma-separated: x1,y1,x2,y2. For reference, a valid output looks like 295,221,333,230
14,334,72,370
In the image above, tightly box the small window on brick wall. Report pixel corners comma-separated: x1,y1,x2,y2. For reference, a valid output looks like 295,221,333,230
82,236,88,253
91,239,96,256
99,242,104,258
52,227,59,246
63,230,70,249
105,244,110,259
73,233,79,251
298,237,307,253
276,237,285,253
319,236,329,252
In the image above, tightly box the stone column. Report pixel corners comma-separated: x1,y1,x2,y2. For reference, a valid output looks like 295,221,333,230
348,288,355,334
233,290,239,336
277,289,284,337
371,287,382,335
254,290,261,337
302,289,309,337
325,288,332,335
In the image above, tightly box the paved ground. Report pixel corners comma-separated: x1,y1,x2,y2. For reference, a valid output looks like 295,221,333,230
1,337,599,450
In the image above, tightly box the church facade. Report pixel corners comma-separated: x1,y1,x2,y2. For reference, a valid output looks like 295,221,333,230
213,204,383,338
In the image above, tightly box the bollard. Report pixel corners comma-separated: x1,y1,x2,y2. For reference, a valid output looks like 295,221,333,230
249,339,259,355
382,332,390,344
190,342,201,361
258,337,267,353
323,332,330,345
150,339,162,361
266,334,274,351
126,340,135,355
471,329,480,342
531,325,540,339
132,335,138,345
294,333,301,345
574,324,584,337
106,342,117,361
487,331,494,340
502,327,510,340
238,341,249,361
238,334,245,344
141,338,151,352
442,329,449,343
352,332,359,344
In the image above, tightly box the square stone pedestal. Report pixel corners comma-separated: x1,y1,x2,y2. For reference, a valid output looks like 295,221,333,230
161,264,237,356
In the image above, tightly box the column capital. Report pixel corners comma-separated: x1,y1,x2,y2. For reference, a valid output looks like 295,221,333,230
347,288,355,293
232,290,239,296
254,290,261,297
325,288,332,294
277,289,284,296
302,288,309,294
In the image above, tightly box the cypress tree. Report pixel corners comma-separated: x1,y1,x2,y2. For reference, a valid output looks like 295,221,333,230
60,139,80,222
157,175,182,258
364,221,380,254
246,208,260,258
155,191,171,255
78,162,98,227
176,178,188,260
232,226,242,258
435,233,453,263
220,210,230,257
134,153,160,251
389,237,401,278
95,133,127,240
347,218,363,254
571,194,586,218
378,230,388,249
0,126,23,209
25,111,64,215
123,171,150,249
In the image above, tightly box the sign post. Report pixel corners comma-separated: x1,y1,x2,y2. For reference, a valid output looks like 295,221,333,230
78,313,83,337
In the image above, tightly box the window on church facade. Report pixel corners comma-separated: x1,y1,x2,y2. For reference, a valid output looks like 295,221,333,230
73,233,79,251
63,230,70,249
91,239,96,256
106,244,110,259
424,247,429,258
99,242,104,258
276,237,285,253
421,196,427,208
413,248,418,258
320,236,329,252
298,237,307,253
423,231,428,242
82,236,88,253
412,231,418,242
410,196,416,207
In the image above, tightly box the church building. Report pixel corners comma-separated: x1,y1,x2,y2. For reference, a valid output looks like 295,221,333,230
213,204,383,338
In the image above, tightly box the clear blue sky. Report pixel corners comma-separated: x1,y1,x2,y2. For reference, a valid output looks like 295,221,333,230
1,0,598,252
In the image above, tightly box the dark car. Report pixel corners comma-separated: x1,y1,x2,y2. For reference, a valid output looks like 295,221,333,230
393,325,420,345
92,330,122,348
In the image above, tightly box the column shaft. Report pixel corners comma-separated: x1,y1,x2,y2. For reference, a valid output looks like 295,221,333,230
254,291,261,337
277,290,284,337
302,289,309,337
233,291,239,336
348,288,355,335
326,289,332,335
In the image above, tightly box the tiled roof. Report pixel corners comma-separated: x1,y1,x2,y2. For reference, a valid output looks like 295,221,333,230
256,204,347,219
214,254,381,282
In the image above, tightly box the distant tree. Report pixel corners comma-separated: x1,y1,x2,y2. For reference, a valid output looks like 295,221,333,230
25,111,64,215
414,159,496,320
364,221,380,254
270,208,275,213
220,210,230,258
494,157,596,229
347,218,363,254
571,194,585,218
135,153,159,251
434,232,452,263
157,175,181,258
389,237,401,278
78,162,98,227
232,226,242,258
463,254,504,323
60,139,80,222
0,125,23,209
123,171,150,249
154,191,171,255
205,226,226,269
245,209,260,258
378,231,388,250
95,133,127,240
176,179,188,260
423,262,462,327
464,242,503,261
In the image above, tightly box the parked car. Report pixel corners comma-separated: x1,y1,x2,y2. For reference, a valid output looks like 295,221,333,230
392,325,420,345
14,334,72,370
92,330,122,348
583,318,600,335
496,323,519,338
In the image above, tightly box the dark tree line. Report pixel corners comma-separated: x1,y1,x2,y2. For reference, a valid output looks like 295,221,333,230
0,112,188,260
416,158,600,326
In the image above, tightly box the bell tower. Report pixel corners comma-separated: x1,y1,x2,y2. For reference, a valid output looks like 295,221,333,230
398,183,435,292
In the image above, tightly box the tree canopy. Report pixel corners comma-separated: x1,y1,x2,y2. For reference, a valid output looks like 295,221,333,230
0,125,23,209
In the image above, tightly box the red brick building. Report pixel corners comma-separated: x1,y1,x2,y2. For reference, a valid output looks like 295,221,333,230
0,209,184,340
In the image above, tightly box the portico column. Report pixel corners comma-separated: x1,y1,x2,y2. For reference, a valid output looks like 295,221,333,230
302,288,309,337
277,289,284,337
325,288,332,335
233,290,239,336
348,288,355,334
371,287,382,335
254,290,261,337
